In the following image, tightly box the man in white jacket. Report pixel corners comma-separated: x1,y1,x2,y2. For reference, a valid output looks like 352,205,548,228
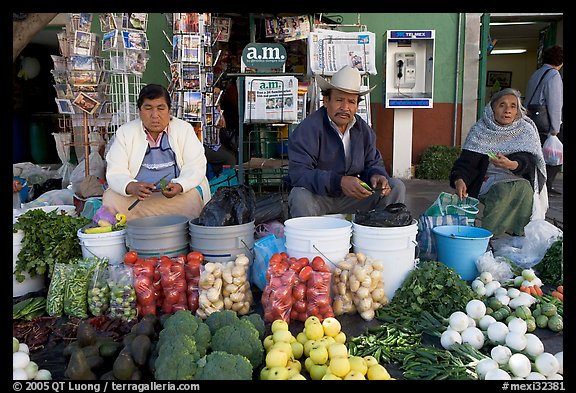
103,84,211,220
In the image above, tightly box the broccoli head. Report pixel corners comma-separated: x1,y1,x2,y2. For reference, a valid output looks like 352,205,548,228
195,351,253,380
154,335,200,380
204,309,240,335
241,313,266,340
159,310,211,356
210,322,264,370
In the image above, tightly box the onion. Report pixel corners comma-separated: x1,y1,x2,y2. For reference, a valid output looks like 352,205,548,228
34,369,52,380
484,280,501,297
487,321,509,345
526,372,547,380
547,373,563,380
479,271,493,284
554,352,563,375
508,353,532,378
13,351,30,370
508,317,528,335
449,311,470,333
460,326,485,350
491,345,512,365
479,315,497,331
534,352,560,377
13,368,28,380
476,358,499,379
523,333,544,357
505,331,527,352
466,299,487,320
484,368,512,380
440,328,462,350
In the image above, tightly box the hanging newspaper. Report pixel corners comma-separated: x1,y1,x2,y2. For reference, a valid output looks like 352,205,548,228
308,28,377,76
244,76,298,124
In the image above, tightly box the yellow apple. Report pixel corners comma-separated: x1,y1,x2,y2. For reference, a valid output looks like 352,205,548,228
296,331,308,345
290,341,304,359
304,356,315,373
289,373,307,380
348,356,368,376
305,321,324,340
309,345,329,365
334,331,347,344
327,342,348,359
344,370,366,380
271,342,294,359
267,366,289,380
322,373,342,380
260,366,271,380
285,365,300,378
328,356,351,377
363,355,379,368
273,329,294,343
309,364,328,380
263,335,275,351
367,364,391,380
322,317,342,337
303,339,317,357
305,315,321,328
287,358,302,372
271,319,289,333
266,348,288,368
317,335,335,348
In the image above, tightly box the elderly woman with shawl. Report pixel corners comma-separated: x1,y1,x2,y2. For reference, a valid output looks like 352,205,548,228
449,88,548,237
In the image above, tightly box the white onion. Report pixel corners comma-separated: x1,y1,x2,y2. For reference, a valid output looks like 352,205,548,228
507,287,521,299
485,368,512,380
460,326,485,350
440,329,462,350
491,345,512,365
505,331,527,352
535,352,560,377
547,373,563,380
487,321,509,345
449,311,470,333
484,280,501,297
24,361,38,380
508,353,532,378
476,358,499,380
554,352,563,375
34,369,52,380
523,333,544,357
526,372,547,380
508,317,528,335
13,351,30,370
479,271,493,284
479,315,497,331
13,368,28,380
466,299,487,320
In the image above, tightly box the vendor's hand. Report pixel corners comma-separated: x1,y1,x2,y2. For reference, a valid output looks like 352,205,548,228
161,182,183,198
126,181,156,200
491,153,519,171
370,175,392,197
341,176,373,199
13,179,22,193
454,178,468,201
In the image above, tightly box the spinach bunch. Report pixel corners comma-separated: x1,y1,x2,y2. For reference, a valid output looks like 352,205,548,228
13,209,90,282
534,240,563,287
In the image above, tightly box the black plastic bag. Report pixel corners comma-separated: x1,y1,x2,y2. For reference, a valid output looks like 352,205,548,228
354,203,413,227
197,185,256,226
254,193,284,225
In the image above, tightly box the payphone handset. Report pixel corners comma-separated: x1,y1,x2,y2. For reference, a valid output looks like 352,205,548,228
394,52,416,89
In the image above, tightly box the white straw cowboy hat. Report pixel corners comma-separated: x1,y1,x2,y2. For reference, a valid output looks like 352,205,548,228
315,65,376,96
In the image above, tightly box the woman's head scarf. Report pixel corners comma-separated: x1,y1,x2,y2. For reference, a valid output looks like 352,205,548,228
463,88,546,191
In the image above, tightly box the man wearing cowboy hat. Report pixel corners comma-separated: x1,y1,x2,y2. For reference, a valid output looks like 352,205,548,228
286,65,405,218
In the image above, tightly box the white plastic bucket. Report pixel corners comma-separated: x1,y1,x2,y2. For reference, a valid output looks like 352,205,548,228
284,216,352,269
127,215,190,258
77,228,128,265
352,219,418,301
189,219,255,263
13,230,45,297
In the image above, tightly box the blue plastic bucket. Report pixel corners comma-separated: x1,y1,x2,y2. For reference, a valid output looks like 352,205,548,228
432,225,493,281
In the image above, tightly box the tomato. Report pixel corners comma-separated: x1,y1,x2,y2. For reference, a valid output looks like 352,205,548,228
297,257,310,266
139,304,157,317
171,303,188,313
164,288,181,304
137,288,156,306
311,256,328,272
124,251,138,264
292,299,307,314
187,251,204,264
298,266,313,281
292,283,306,301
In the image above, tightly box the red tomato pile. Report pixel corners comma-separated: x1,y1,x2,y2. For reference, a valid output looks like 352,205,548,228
124,251,204,317
262,253,334,323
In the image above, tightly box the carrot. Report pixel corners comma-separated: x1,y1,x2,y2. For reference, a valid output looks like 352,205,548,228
534,285,543,297
531,286,539,297
557,285,563,294
519,286,529,294
551,291,564,301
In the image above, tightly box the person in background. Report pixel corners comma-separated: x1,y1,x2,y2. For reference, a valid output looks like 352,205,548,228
524,45,563,196
449,88,547,237
103,84,211,220
13,179,22,193
203,85,237,177
286,65,405,218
